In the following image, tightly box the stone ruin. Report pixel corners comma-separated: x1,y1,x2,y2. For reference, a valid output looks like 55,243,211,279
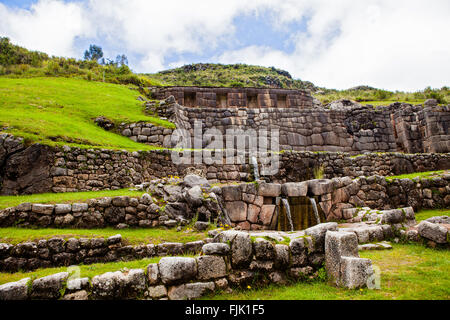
0,86,449,299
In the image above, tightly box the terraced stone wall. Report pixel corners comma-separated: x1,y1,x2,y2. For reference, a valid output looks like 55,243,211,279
1,133,449,194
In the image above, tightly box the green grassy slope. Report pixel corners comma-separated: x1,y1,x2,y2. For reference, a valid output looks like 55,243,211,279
0,77,174,150
144,63,318,91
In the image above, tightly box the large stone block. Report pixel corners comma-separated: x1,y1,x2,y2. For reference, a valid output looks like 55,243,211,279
325,231,359,285
417,221,448,244
281,182,308,197
308,179,333,196
202,243,230,256
225,201,247,222
230,232,253,269
339,256,374,289
257,182,281,197
91,271,124,299
158,257,197,285
381,209,404,224
54,204,72,214
168,282,215,300
253,238,275,260
31,272,69,299
0,277,30,300
197,255,227,280
274,244,290,269
32,204,54,215
259,205,275,225
304,222,338,252
221,185,242,201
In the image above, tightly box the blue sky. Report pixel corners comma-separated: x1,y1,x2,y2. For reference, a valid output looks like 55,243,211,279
0,0,449,91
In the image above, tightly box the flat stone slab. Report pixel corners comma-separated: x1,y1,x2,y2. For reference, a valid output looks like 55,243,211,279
358,242,393,251
245,230,306,242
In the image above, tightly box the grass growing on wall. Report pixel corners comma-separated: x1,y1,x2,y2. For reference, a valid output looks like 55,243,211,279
0,188,147,210
0,77,174,150
386,170,446,181
0,227,209,245
203,243,450,300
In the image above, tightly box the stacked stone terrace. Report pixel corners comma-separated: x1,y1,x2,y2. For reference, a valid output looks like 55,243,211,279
147,89,450,154
151,86,314,109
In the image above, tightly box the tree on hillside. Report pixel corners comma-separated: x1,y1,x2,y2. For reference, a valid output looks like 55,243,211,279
84,44,104,62
115,54,128,67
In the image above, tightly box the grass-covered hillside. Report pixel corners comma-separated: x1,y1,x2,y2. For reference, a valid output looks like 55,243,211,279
144,63,318,91
0,77,173,150
0,37,161,87
146,63,449,105
315,85,450,105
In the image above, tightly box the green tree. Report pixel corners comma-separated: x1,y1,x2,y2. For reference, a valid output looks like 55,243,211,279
84,44,104,62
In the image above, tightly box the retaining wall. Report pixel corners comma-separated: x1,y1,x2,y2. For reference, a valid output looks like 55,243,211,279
1,133,449,194
0,235,206,272
0,224,375,300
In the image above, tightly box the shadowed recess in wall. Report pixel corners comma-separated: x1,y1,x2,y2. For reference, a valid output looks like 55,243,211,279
278,196,326,231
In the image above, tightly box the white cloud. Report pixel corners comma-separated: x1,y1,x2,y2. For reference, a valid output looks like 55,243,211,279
216,0,450,91
0,0,92,57
0,0,449,90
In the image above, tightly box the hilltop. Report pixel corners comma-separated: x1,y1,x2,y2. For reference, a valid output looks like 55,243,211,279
144,63,318,91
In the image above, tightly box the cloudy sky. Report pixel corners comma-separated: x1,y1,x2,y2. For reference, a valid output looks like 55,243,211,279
0,0,449,91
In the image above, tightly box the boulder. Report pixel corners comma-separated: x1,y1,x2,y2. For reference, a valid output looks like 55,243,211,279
417,221,448,244
91,271,124,299
158,257,197,285
253,238,275,260
168,282,215,300
202,243,230,256
54,204,72,214
194,221,209,231
381,209,404,224
147,285,167,299
62,290,89,300
0,277,30,300
185,186,203,208
230,232,253,269
32,204,54,215
274,244,290,269
31,272,69,299
339,256,374,289
147,263,160,285
197,255,227,280
304,222,338,252
183,175,210,188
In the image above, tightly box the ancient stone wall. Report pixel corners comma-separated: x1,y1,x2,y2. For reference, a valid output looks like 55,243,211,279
0,225,375,300
0,235,206,273
151,86,314,109
216,175,450,228
118,122,173,148
393,104,450,153
1,132,449,194
153,97,449,154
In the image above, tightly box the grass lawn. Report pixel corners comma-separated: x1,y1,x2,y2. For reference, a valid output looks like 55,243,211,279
0,226,209,245
386,170,446,181
202,243,450,300
0,77,174,150
361,100,425,107
0,257,163,285
0,188,147,210
415,208,450,222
